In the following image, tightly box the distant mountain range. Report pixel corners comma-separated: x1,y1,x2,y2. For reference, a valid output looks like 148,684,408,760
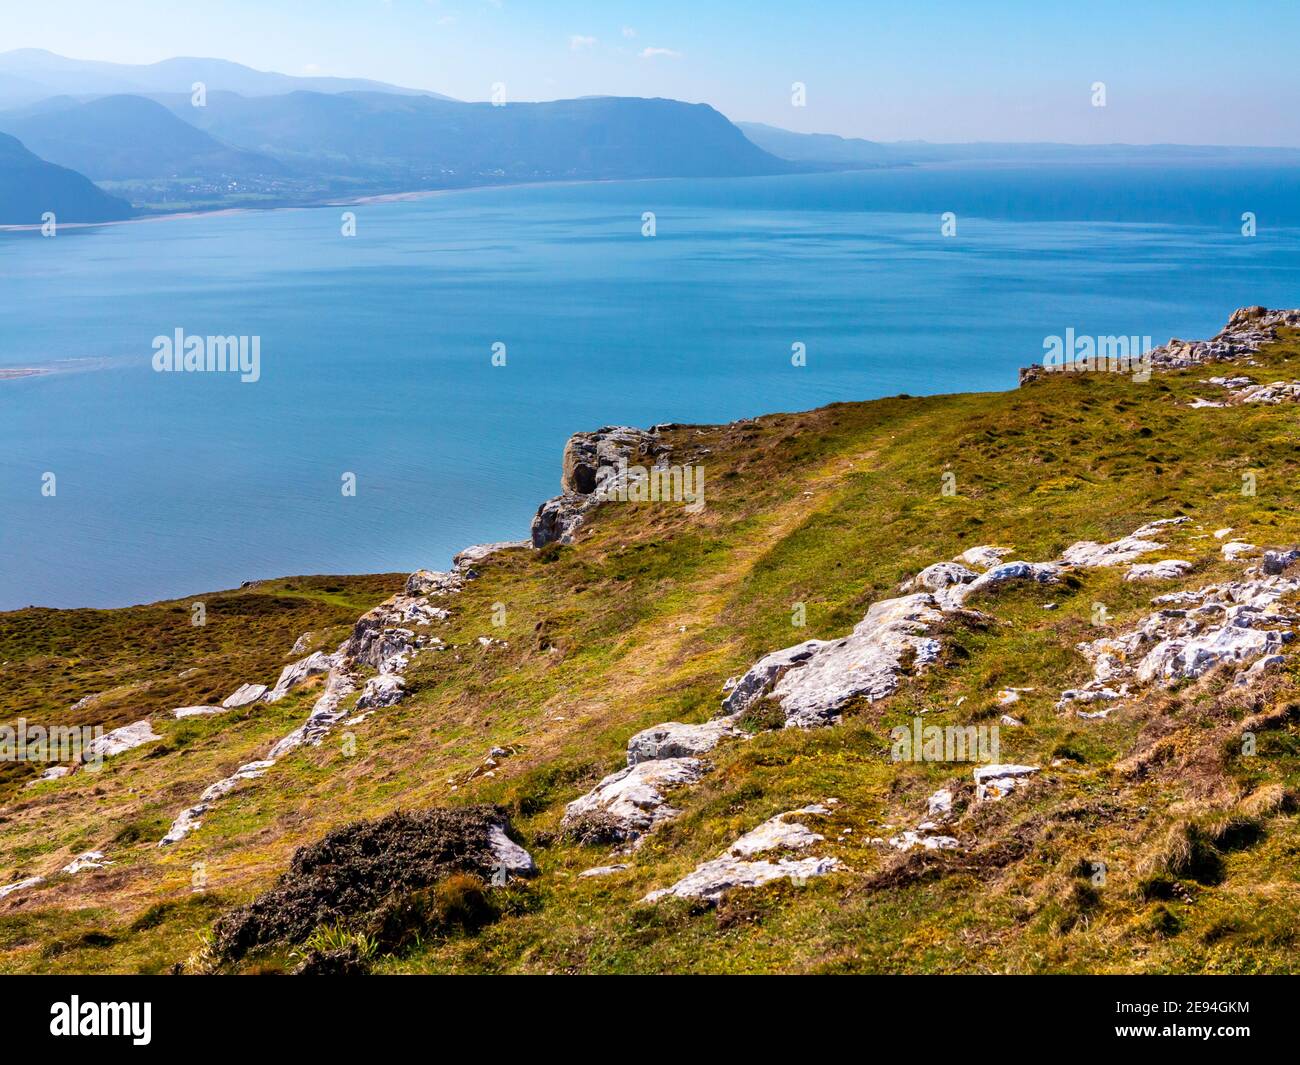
739,121,1300,168
0,49,445,106
3,50,1298,226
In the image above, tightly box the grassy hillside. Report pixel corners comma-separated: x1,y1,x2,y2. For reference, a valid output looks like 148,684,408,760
3,322,1300,974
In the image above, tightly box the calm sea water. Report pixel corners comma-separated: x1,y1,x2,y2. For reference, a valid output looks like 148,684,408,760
2,165,1299,609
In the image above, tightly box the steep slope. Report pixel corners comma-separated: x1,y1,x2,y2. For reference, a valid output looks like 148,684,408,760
0,131,135,224
0,95,287,182
3,309,1300,975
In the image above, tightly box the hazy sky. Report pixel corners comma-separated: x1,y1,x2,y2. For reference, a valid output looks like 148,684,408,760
3,0,1299,146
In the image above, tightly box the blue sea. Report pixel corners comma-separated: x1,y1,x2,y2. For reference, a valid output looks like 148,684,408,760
2,164,1299,609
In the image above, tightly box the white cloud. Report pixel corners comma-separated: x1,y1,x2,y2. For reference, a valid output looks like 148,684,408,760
639,47,682,60
570,34,598,51
622,27,637,38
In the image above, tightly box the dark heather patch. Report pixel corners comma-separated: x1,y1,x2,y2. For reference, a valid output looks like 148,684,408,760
212,804,512,961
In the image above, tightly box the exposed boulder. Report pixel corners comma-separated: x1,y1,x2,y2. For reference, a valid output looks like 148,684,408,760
84,720,160,760
405,569,469,597
579,864,629,878
761,594,945,728
0,876,44,901
561,757,708,843
355,674,405,711
942,561,1060,607
453,541,530,569
958,546,1012,571
974,764,1040,801
265,651,336,703
532,425,670,547
1126,560,1193,582
62,852,111,875
643,806,840,903
267,668,358,759
1061,534,1166,568
530,494,591,548
903,561,978,592
719,640,829,717
1136,625,1291,684
173,706,228,719
222,683,267,709
159,760,277,846
561,426,666,495
487,823,538,878
626,719,738,766
1263,549,1300,576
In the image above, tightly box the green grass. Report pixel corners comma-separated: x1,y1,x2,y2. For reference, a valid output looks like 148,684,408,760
3,329,1300,974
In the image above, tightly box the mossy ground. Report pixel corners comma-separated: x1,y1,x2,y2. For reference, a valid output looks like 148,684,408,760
3,331,1300,974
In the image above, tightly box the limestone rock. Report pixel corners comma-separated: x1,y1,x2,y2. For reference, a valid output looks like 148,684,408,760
487,823,538,878
958,546,1013,570
561,757,707,842
222,683,267,708
1061,535,1164,568
265,651,336,703
62,852,111,875
579,864,629,878
719,640,828,717
626,718,737,766
453,541,530,569
355,674,405,711
887,830,959,852
530,493,591,548
643,856,841,903
943,561,1060,607
1136,624,1290,683
267,668,358,759
0,876,44,901
974,763,1039,801
642,805,840,903
405,569,469,597
904,561,978,592
1263,549,1300,576
766,594,945,728
726,806,831,857
159,760,277,846
173,706,228,719
1126,560,1193,581
560,425,665,495
84,720,160,760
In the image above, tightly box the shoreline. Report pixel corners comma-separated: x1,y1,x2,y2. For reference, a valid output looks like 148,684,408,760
0,174,710,234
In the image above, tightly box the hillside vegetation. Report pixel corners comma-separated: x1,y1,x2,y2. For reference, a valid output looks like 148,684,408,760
3,312,1300,974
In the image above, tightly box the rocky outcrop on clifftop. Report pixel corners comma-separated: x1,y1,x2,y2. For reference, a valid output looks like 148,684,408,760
1019,306,1300,384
